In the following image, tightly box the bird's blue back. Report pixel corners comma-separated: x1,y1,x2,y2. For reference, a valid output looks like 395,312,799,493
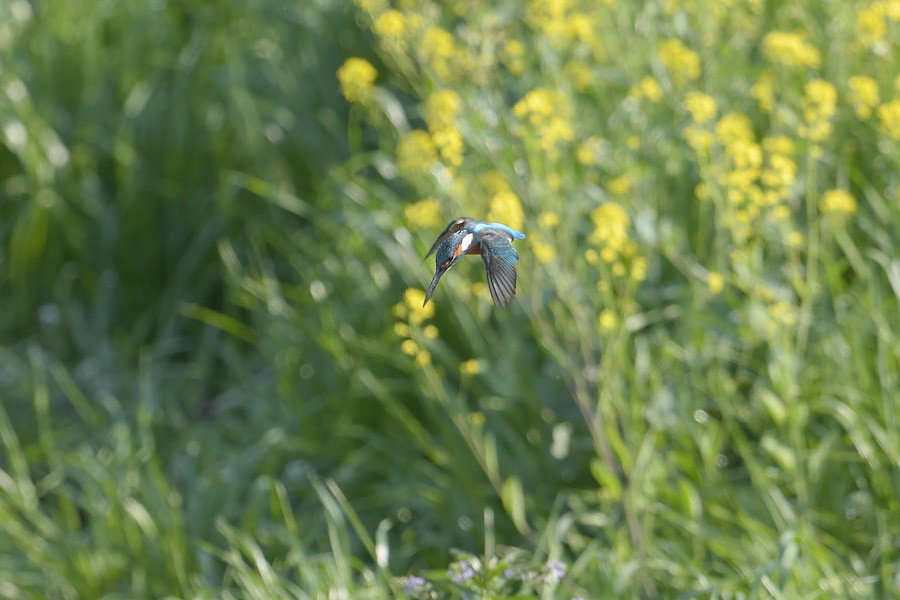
471,221,526,240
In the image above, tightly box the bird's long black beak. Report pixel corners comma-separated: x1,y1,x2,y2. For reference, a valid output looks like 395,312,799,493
423,267,446,307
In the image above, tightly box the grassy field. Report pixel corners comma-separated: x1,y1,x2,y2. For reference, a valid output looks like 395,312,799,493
2,0,900,597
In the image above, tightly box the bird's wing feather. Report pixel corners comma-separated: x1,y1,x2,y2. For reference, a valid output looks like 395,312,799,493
479,231,520,308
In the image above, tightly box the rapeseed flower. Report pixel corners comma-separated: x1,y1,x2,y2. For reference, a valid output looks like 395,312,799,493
396,130,437,174
488,189,524,232
751,71,775,113
629,75,663,102
538,211,559,229
761,31,821,69
533,240,556,264
589,202,631,254
337,58,377,103
684,91,717,123
800,79,837,143
460,359,482,375
708,271,724,294
658,39,701,86
848,76,879,120
513,88,574,155
820,189,857,216
877,100,900,139
405,197,442,228
420,26,458,80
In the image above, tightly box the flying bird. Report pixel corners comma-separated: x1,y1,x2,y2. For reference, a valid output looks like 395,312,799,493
423,217,526,308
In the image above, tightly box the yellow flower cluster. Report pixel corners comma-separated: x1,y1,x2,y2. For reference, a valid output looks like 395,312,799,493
751,71,775,113
587,202,645,281
487,186,524,232
820,189,857,217
405,197,442,229
857,1,900,49
420,26,461,81
628,76,663,103
848,76,880,120
526,0,603,57
799,79,837,147
501,39,526,75
425,90,464,168
878,100,900,139
373,9,409,53
396,130,437,174
693,113,799,239
513,88,575,155
337,58,377,103
393,288,436,367
761,31,821,69
684,91,717,123
658,39,701,87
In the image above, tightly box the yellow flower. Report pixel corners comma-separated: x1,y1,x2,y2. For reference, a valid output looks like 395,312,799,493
716,113,754,146
608,174,632,196
396,130,437,174
423,324,439,339
857,3,888,48
405,197,442,228
599,309,618,330
629,75,663,102
762,135,794,156
565,60,594,93
684,91,717,123
415,349,432,366
401,339,419,355
585,248,599,264
425,90,461,130
488,189,524,232
708,271,724,294
373,9,407,39
501,39,526,75
878,100,900,139
683,125,714,154
751,71,775,113
848,76,879,120
658,39,701,86
431,126,464,167
513,88,574,154
460,359,482,375
576,136,606,165
394,322,411,337
768,301,796,327
590,202,631,252
801,79,837,142
467,411,486,426
538,211,559,228
631,256,648,281
787,230,806,248
336,58,377,103
533,240,556,264
420,26,458,80
761,31,821,69
820,189,857,216
403,288,435,325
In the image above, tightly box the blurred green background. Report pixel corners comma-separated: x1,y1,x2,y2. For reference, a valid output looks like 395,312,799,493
3,0,900,597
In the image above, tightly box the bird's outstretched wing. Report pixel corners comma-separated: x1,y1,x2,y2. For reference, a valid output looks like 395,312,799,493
479,231,520,308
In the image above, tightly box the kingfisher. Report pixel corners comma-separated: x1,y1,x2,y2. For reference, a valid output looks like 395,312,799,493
423,217,526,308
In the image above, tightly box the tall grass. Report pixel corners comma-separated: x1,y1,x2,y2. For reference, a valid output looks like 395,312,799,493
2,0,900,598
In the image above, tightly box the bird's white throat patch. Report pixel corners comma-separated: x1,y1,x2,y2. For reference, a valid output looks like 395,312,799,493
459,232,474,252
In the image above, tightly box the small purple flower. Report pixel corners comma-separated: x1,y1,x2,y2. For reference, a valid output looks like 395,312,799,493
545,560,567,583
448,558,477,584
403,575,427,594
